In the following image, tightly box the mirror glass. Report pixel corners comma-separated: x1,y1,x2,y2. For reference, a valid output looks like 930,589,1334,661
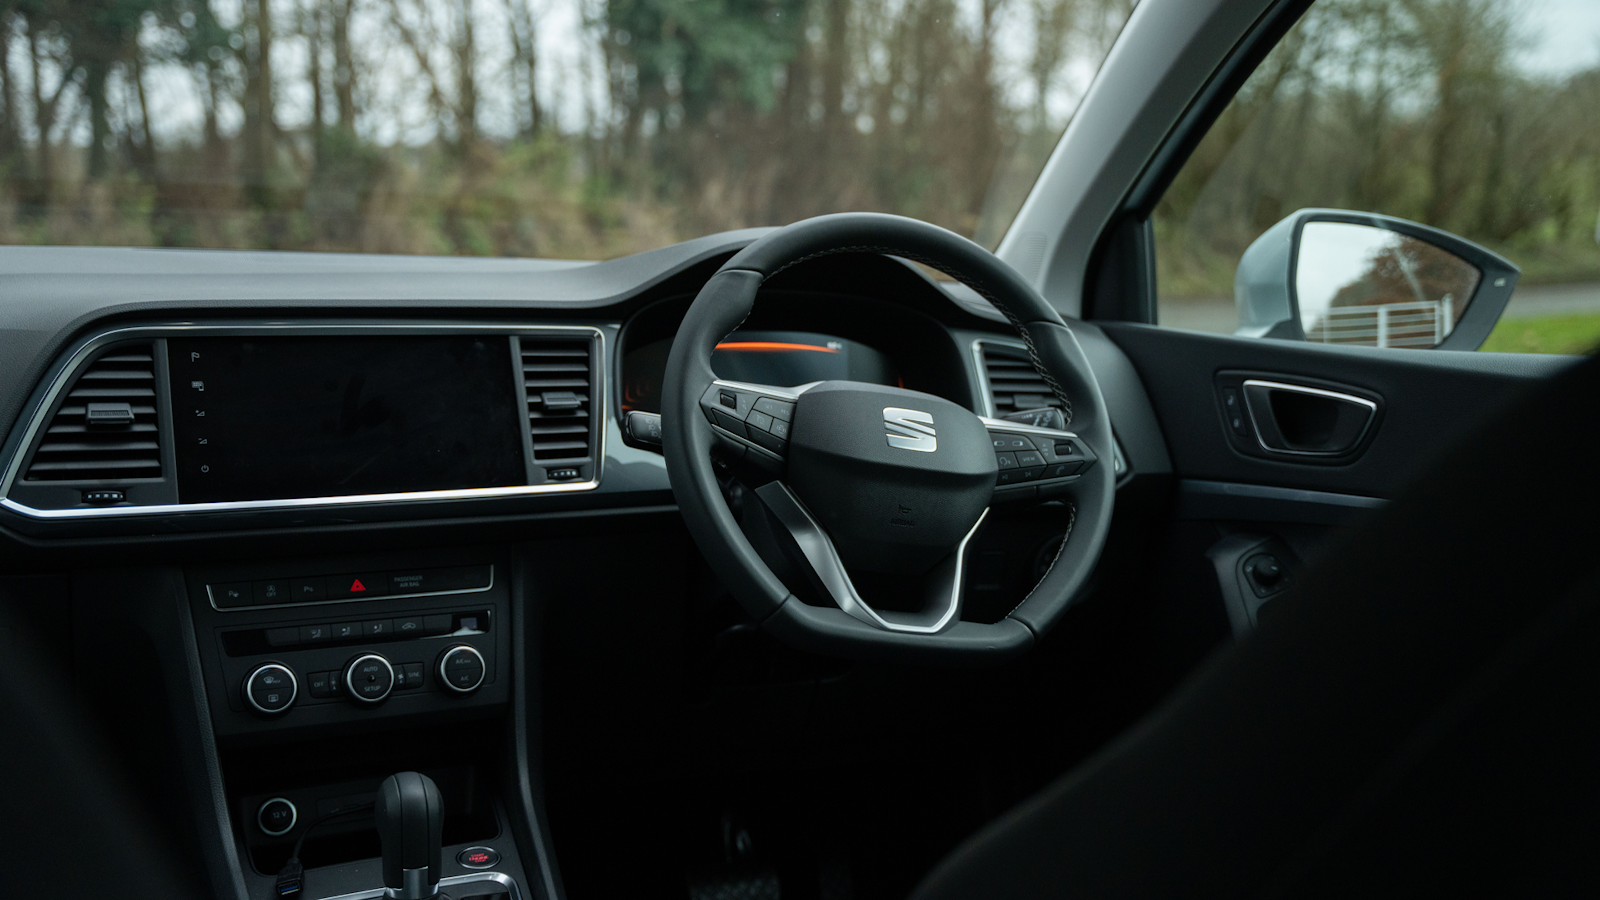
1295,222,1482,347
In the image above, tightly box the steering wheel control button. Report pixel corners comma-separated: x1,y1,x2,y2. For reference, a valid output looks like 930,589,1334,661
710,408,748,437
752,397,793,421
344,654,396,704
747,425,787,453
438,645,487,693
244,664,298,715
257,798,297,837
996,451,1025,484
1000,435,1035,451
457,847,500,869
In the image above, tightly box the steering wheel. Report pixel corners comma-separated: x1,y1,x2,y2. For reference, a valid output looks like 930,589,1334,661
662,213,1116,663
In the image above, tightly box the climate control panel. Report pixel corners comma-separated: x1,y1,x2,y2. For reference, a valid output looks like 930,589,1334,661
234,643,491,717
191,552,510,736
229,636,494,719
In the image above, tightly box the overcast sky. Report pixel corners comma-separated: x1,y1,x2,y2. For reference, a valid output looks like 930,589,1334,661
40,0,1600,153
1517,0,1600,76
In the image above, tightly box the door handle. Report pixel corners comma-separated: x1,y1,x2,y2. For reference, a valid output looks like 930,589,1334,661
1241,380,1377,456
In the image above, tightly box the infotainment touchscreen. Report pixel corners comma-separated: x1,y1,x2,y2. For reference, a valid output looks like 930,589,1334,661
167,335,525,503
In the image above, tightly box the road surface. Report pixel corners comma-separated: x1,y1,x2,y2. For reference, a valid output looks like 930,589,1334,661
1156,281,1600,334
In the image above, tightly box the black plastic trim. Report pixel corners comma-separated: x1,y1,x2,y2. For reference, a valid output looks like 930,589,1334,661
509,549,566,900
1177,479,1386,525
1085,0,1315,325
1123,0,1316,216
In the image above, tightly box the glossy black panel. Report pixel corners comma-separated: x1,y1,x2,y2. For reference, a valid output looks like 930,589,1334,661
168,336,524,503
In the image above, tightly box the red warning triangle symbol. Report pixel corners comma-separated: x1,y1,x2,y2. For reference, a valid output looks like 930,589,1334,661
349,578,367,592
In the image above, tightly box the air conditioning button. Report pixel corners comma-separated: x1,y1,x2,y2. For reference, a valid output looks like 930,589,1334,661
244,664,297,715
438,645,486,694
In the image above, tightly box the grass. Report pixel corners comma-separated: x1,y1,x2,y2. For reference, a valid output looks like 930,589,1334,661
1480,313,1600,355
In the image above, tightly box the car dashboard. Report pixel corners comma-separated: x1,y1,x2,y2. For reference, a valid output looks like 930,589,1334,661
0,233,1164,900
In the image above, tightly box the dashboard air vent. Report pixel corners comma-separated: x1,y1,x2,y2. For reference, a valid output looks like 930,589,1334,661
519,337,595,466
24,343,163,482
980,343,1065,417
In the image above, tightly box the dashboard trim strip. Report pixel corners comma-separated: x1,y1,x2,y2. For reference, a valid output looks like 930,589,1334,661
0,322,607,519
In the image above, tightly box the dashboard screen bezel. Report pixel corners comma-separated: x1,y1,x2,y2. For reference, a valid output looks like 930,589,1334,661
167,334,528,504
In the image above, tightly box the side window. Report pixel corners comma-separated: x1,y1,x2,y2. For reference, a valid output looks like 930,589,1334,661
1153,0,1600,354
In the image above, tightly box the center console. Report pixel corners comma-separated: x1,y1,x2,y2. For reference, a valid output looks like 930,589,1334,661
188,547,531,900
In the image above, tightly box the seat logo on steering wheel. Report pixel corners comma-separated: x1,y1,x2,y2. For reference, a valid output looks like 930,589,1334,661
883,407,938,453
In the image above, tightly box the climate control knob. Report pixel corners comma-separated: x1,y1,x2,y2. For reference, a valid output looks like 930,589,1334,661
244,663,297,715
343,653,395,704
438,645,486,694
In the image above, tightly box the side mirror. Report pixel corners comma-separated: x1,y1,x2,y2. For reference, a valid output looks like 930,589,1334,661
1234,209,1519,350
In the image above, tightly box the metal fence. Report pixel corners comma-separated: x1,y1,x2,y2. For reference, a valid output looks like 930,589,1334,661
1307,297,1453,348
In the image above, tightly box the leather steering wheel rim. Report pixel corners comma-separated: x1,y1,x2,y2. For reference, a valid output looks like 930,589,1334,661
661,212,1116,663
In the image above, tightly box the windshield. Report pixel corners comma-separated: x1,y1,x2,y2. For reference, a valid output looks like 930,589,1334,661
0,0,1133,259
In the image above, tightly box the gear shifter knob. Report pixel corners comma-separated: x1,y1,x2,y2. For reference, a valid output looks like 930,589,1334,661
375,772,444,900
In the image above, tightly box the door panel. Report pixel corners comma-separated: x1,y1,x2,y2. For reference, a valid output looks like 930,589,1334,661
1099,322,1573,499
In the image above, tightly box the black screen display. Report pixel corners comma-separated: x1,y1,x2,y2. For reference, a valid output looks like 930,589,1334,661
168,335,525,503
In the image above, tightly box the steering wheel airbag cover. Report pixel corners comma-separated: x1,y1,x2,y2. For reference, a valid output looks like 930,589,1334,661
789,382,996,576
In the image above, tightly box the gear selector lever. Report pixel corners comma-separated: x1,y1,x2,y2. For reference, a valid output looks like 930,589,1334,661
376,772,445,900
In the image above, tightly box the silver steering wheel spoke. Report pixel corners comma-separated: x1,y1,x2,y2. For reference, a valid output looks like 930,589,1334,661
754,480,987,635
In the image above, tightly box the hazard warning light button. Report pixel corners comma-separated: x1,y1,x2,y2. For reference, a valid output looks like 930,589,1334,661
328,572,390,600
